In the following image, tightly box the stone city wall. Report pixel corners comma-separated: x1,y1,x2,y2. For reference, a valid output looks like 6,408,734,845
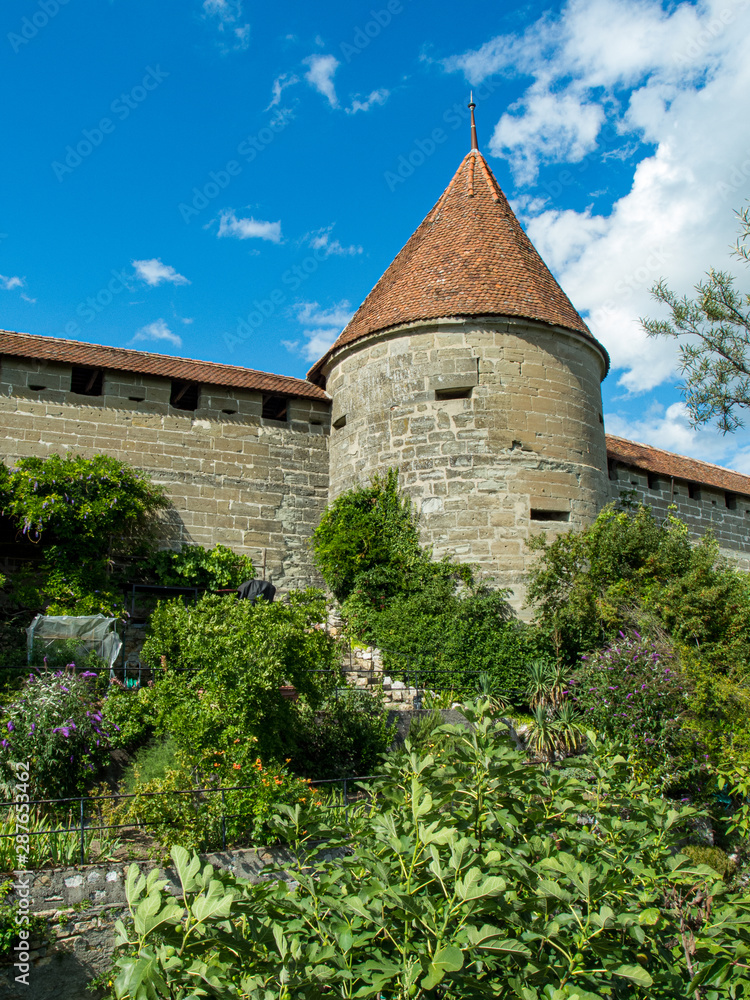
608,462,750,571
0,357,331,591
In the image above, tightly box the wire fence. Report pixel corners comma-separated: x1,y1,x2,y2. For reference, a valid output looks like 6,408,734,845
0,773,383,869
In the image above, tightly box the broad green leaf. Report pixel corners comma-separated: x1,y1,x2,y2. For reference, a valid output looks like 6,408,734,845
192,880,234,924
612,963,653,987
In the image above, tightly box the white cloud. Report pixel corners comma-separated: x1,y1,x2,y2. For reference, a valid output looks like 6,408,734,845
285,300,353,361
216,209,282,243
266,72,299,109
306,225,362,257
132,258,190,287
0,274,23,291
202,0,250,52
347,88,390,115
491,87,605,185
445,0,750,402
303,54,340,108
130,319,182,349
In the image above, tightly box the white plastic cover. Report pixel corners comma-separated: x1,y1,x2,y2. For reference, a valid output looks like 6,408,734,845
26,614,122,668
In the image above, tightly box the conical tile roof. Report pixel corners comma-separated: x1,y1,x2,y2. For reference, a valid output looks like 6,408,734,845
308,148,606,384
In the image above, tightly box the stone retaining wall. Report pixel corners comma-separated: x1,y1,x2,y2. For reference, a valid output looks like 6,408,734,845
0,843,299,1000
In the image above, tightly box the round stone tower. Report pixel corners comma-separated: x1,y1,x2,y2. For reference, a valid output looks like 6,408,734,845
308,117,610,607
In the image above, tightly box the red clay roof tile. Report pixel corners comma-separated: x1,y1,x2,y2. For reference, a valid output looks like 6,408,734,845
606,434,750,497
308,149,607,384
0,329,329,401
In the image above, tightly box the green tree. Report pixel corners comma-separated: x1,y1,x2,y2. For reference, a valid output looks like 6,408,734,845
642,205,750,432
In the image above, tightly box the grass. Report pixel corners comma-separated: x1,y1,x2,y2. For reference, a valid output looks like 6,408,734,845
123,737,178,792
0,805,121,872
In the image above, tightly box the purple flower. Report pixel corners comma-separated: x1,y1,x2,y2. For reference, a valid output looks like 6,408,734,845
6,722,13,732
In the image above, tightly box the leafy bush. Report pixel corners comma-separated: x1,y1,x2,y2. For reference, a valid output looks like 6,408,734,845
139,543,255,590
313,467,424,603
1,453,169,617
680,650,750,769
527,501,750,670
0,668,114,800
114,731,313,854
109,703,750,999
570,633,700,788
366,574,546,697
288,688,396,779
141,591,339,762
101,686,154,752
314,470,543,695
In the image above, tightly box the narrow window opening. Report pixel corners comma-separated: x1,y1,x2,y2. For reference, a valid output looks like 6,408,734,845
310,418,322,426
222,408,237,415
333,414,347,429
170,380,200,411
598,412,604,424
530,509,570,523
726,493,738,510
129,395,145,402
688,483,700,500
28,383,46,391
70,367,103,396
262,395,288,421
647,473,660,491
435,387,473,401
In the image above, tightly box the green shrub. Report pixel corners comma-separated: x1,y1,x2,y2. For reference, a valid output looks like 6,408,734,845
680,844,734,879
527,501,750,670
1,453,168,618
141,591,339,762
571,633,700,789
288,688,396,779
0,668,114,800
139,543,255,590
312,467,424,603
369,575,547,698
110,705,750,1000
101,686,154,752
116,731,313,854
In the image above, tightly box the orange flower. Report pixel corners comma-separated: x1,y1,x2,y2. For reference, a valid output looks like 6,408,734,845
233,763,241,770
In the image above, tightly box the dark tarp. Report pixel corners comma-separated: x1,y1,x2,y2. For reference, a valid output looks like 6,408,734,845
237,579,276,604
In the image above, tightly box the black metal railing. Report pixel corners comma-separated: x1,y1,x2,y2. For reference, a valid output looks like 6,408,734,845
0,773,383,867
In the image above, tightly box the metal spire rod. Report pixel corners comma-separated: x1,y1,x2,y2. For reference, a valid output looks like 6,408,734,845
468,92,478,151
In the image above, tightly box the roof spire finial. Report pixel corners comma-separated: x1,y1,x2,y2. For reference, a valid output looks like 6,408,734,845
468,92,478,151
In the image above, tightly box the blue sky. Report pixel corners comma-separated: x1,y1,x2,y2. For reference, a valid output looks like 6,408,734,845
2,0,750,469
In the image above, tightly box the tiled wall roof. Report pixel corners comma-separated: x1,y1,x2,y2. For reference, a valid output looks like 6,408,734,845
607,434,750,497
0,329,329,400
308,149,608,384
